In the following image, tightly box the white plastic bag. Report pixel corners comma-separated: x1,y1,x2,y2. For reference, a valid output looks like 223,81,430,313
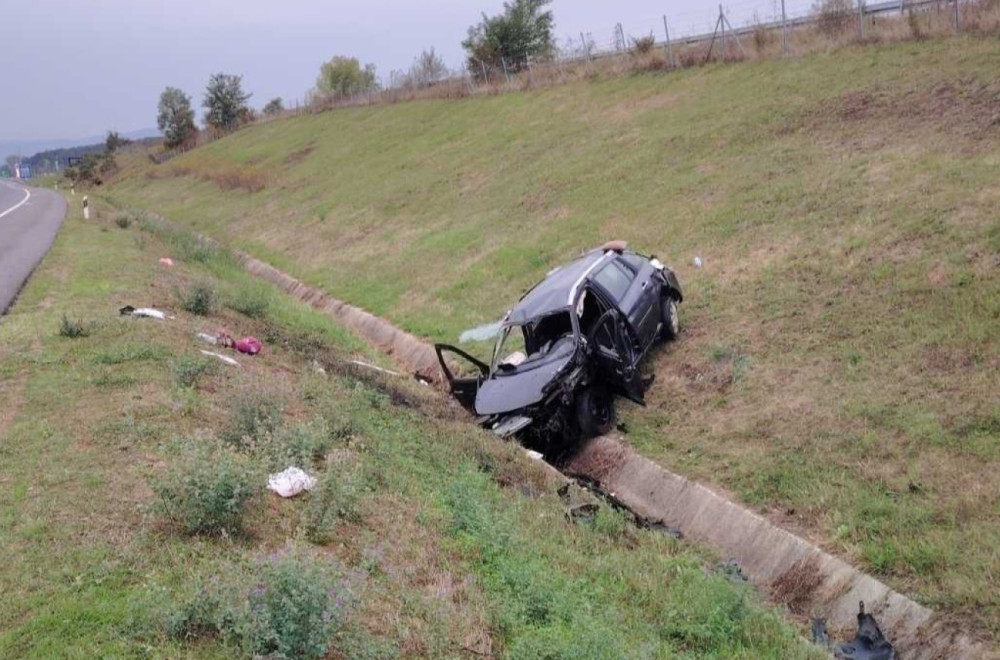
268,467,316,498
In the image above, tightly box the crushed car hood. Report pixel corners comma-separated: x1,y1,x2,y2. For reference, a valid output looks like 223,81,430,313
475,356,573,416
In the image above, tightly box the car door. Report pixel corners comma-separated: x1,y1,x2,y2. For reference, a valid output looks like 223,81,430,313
592,257,659,354
585,304,646,405
618,255,663,350
434,345,489,412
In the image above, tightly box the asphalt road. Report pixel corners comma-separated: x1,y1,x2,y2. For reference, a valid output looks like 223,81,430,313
0,180,67,316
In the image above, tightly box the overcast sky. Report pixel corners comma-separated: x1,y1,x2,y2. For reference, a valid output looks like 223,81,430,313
0,0,815,143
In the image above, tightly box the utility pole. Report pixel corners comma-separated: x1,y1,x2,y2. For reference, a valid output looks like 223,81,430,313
858,0,866,40
781,0,789,55
954,0,961,33
663,15,676,69
580,32,593,72
720,5,727,59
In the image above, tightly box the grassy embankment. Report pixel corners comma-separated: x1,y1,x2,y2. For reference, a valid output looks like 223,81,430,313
106,37,1000,637
0,195,820,657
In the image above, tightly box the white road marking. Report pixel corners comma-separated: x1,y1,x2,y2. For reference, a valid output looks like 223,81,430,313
0,182,31,219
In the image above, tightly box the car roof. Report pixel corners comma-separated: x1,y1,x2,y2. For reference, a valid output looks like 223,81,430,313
507,250,613,324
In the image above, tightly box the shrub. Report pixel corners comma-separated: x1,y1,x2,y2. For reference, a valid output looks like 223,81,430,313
168,550,349,659
220,387,283,451
630,34,657,55
172,355,215,388
58,315,89,338
305,460,365,543
179,282,215,315
268,419,333,472
227,284,272,319
814,0,855,36
152,441,257,536
114,211,135,229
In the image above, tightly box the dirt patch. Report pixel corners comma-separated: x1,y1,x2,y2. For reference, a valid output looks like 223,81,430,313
805,78,1000,143
283,143,316,166
772,558,825,616
610,91,686,122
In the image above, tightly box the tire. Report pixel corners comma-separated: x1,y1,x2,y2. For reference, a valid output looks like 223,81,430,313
661,297,680,341
575,386,616,438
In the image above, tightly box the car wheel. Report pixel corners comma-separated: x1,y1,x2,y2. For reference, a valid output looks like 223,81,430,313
575,386,616,438
661,297,680,341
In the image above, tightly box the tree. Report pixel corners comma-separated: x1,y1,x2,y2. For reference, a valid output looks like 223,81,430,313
157,87,197,150
262,97,284,116
462,0,554,77
410,47,448,88
315,56,378,99
105,131,131,154
203,73,253,133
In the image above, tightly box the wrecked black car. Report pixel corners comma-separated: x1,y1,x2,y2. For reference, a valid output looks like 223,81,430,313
436,241,682,441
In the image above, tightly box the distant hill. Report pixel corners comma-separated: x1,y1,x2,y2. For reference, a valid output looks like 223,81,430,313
0,128,160,165
21,136,161,173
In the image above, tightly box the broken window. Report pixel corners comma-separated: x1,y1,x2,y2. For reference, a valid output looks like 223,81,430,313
593,260,635,302
493,311,575,374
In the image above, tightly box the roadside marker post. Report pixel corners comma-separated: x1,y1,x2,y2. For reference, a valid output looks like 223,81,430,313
83,196,89,220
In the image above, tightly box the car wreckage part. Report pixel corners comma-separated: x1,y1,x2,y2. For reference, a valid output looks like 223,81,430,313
575,385,615,438
834,602,897,660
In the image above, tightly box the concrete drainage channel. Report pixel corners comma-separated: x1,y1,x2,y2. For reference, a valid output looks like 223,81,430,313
150,215,988,658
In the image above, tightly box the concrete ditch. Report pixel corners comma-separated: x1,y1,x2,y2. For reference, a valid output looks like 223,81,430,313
148,215,991,658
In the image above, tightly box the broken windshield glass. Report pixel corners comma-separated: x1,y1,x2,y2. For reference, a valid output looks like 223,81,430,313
492,310,576,375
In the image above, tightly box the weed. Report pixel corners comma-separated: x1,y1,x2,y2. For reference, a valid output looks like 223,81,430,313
168,550,349,659
814,0,855,36
113,209,142,229
305,460,365,543
630,34,657,55
152,440,257,536
171,355,215,388
58,315,89,338
219,387,283,450
178,282,215,315
227,283,272,319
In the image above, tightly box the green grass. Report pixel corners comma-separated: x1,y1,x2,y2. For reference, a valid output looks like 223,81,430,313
103,34,1000,638
0,195,820,656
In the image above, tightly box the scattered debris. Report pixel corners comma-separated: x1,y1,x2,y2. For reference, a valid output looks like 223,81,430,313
311,359,327,375
200,350,240,367
715,559,748,583
268,466,316,498
120,305,171,320
232,336,262,355
812,618,832,650
348,359,400,377
693,256,704,268
459,320,502,344
640,518,684,539
197,330,263,355
566,502,600,525
158,257,175,267
524,449,544,461
413,373,432,386
196,331,218,345
834,602,896,660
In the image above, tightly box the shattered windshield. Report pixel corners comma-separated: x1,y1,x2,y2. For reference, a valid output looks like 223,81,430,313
491,310,577,376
